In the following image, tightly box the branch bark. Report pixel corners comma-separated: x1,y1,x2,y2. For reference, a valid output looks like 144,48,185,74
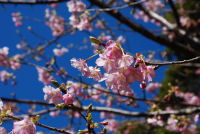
1,97,200,117
87,0,200,57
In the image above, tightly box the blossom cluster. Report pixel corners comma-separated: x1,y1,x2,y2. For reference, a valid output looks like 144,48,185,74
71,40,156,97
53,47,68,56
45,8,65,36
36,67,54,85
12,12,22,27
67,0,92,31
0,47,21,70
0,99,36,134
175,91,200,106
42,85,74,105
0,70,13,83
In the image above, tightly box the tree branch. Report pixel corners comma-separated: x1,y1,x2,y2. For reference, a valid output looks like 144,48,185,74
146,56,200,66
87,0,200,57
1,97,200,117
168,0,181,27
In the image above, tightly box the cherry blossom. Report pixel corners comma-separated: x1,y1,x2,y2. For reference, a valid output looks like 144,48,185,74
43,85,63,105
49,110,60,117
36,67,54,85
70,58,90,77
45,9,65,36
175,91,200,106
10,55,22,70
67,0,92,31
104,119,118,132
147,116,164,126
67,81,85,98
0,46,9,68
0,98,3,111
146,82,162,93
12,12,22,27
118,54,134,68
67,0,86,12
0,127,7,134
88,66,103,81
63,93,74,105
53,47,69,56
12,116,36,134
139,64,155,82
0,70,12,83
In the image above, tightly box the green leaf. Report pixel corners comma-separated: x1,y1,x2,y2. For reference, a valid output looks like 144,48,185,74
130,8,135,15
50,56,55,66
90,36,102,45
51,80,60,88
87,113,92,123
78,130,88,134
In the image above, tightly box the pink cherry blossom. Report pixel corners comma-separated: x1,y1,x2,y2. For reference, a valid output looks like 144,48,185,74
53,47,69,56
67,81,85,98
43,85,63,105
0,46,10,68
88,67,103,81
63,93,74,105
0,98,3,111
96,58,118,73
123,66,144,84
0,127,7,134
117,35,126,43
45,9,65,36
0,70,12,82
105,71,129,91
12,116,36,134
147,116,164,126
77,13,92,31
49,110,60,117
118,54,134,68
10,55,22,70
194,114,199,124
101,35,111,42
12,12,22,27
180,16,189,27
67,0,92,31
146,82,162,93
71,58,90,77
177,92,200,106
36,67,54,85
139,64,155,82
67,0,86,13
104,119,118,132
166,116,190,132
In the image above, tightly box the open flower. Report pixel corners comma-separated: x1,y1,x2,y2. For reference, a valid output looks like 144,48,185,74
43,86,63,105
12,116,36,134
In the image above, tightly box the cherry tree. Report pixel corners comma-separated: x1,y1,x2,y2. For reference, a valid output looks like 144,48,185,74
0,0,200,133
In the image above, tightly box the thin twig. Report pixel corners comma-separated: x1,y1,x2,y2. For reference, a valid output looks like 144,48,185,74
146,56,200,66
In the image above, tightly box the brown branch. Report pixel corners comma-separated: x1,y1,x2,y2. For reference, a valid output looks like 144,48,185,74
2,97,200,117
146,56,200,66
87,0,200,57
168,0,181,27
0,0,68,5
1,97,54,106
123,0,200,47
